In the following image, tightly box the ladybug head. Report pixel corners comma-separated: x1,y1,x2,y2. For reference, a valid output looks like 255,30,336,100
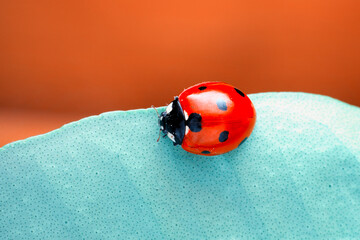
158,97,185,146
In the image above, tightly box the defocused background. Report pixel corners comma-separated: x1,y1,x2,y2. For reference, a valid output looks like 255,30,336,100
0,0,359,147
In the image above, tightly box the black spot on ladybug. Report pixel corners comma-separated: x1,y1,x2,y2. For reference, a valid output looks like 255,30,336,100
198,86,207,90
201,150,211,154
186,113,202,132
234,88,245,97
216,99,227,111
219,131,229,142
238,137,248,147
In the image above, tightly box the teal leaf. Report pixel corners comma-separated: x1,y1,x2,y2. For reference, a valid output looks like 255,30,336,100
1,92,360,239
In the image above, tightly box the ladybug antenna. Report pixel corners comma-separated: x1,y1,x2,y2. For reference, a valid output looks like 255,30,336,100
151,105,162,142
151,105,160,118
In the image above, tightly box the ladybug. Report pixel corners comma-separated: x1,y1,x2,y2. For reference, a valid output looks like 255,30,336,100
157,82,256,156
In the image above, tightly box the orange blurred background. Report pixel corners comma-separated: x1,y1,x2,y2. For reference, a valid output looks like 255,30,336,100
1,0,359,147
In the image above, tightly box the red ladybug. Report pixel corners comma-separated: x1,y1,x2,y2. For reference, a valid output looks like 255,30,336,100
157,82,256,156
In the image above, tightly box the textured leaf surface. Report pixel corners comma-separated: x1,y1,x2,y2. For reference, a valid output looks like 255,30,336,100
1,92,360,239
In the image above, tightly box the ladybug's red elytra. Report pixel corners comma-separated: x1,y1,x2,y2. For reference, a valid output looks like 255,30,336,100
158,82,256,156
